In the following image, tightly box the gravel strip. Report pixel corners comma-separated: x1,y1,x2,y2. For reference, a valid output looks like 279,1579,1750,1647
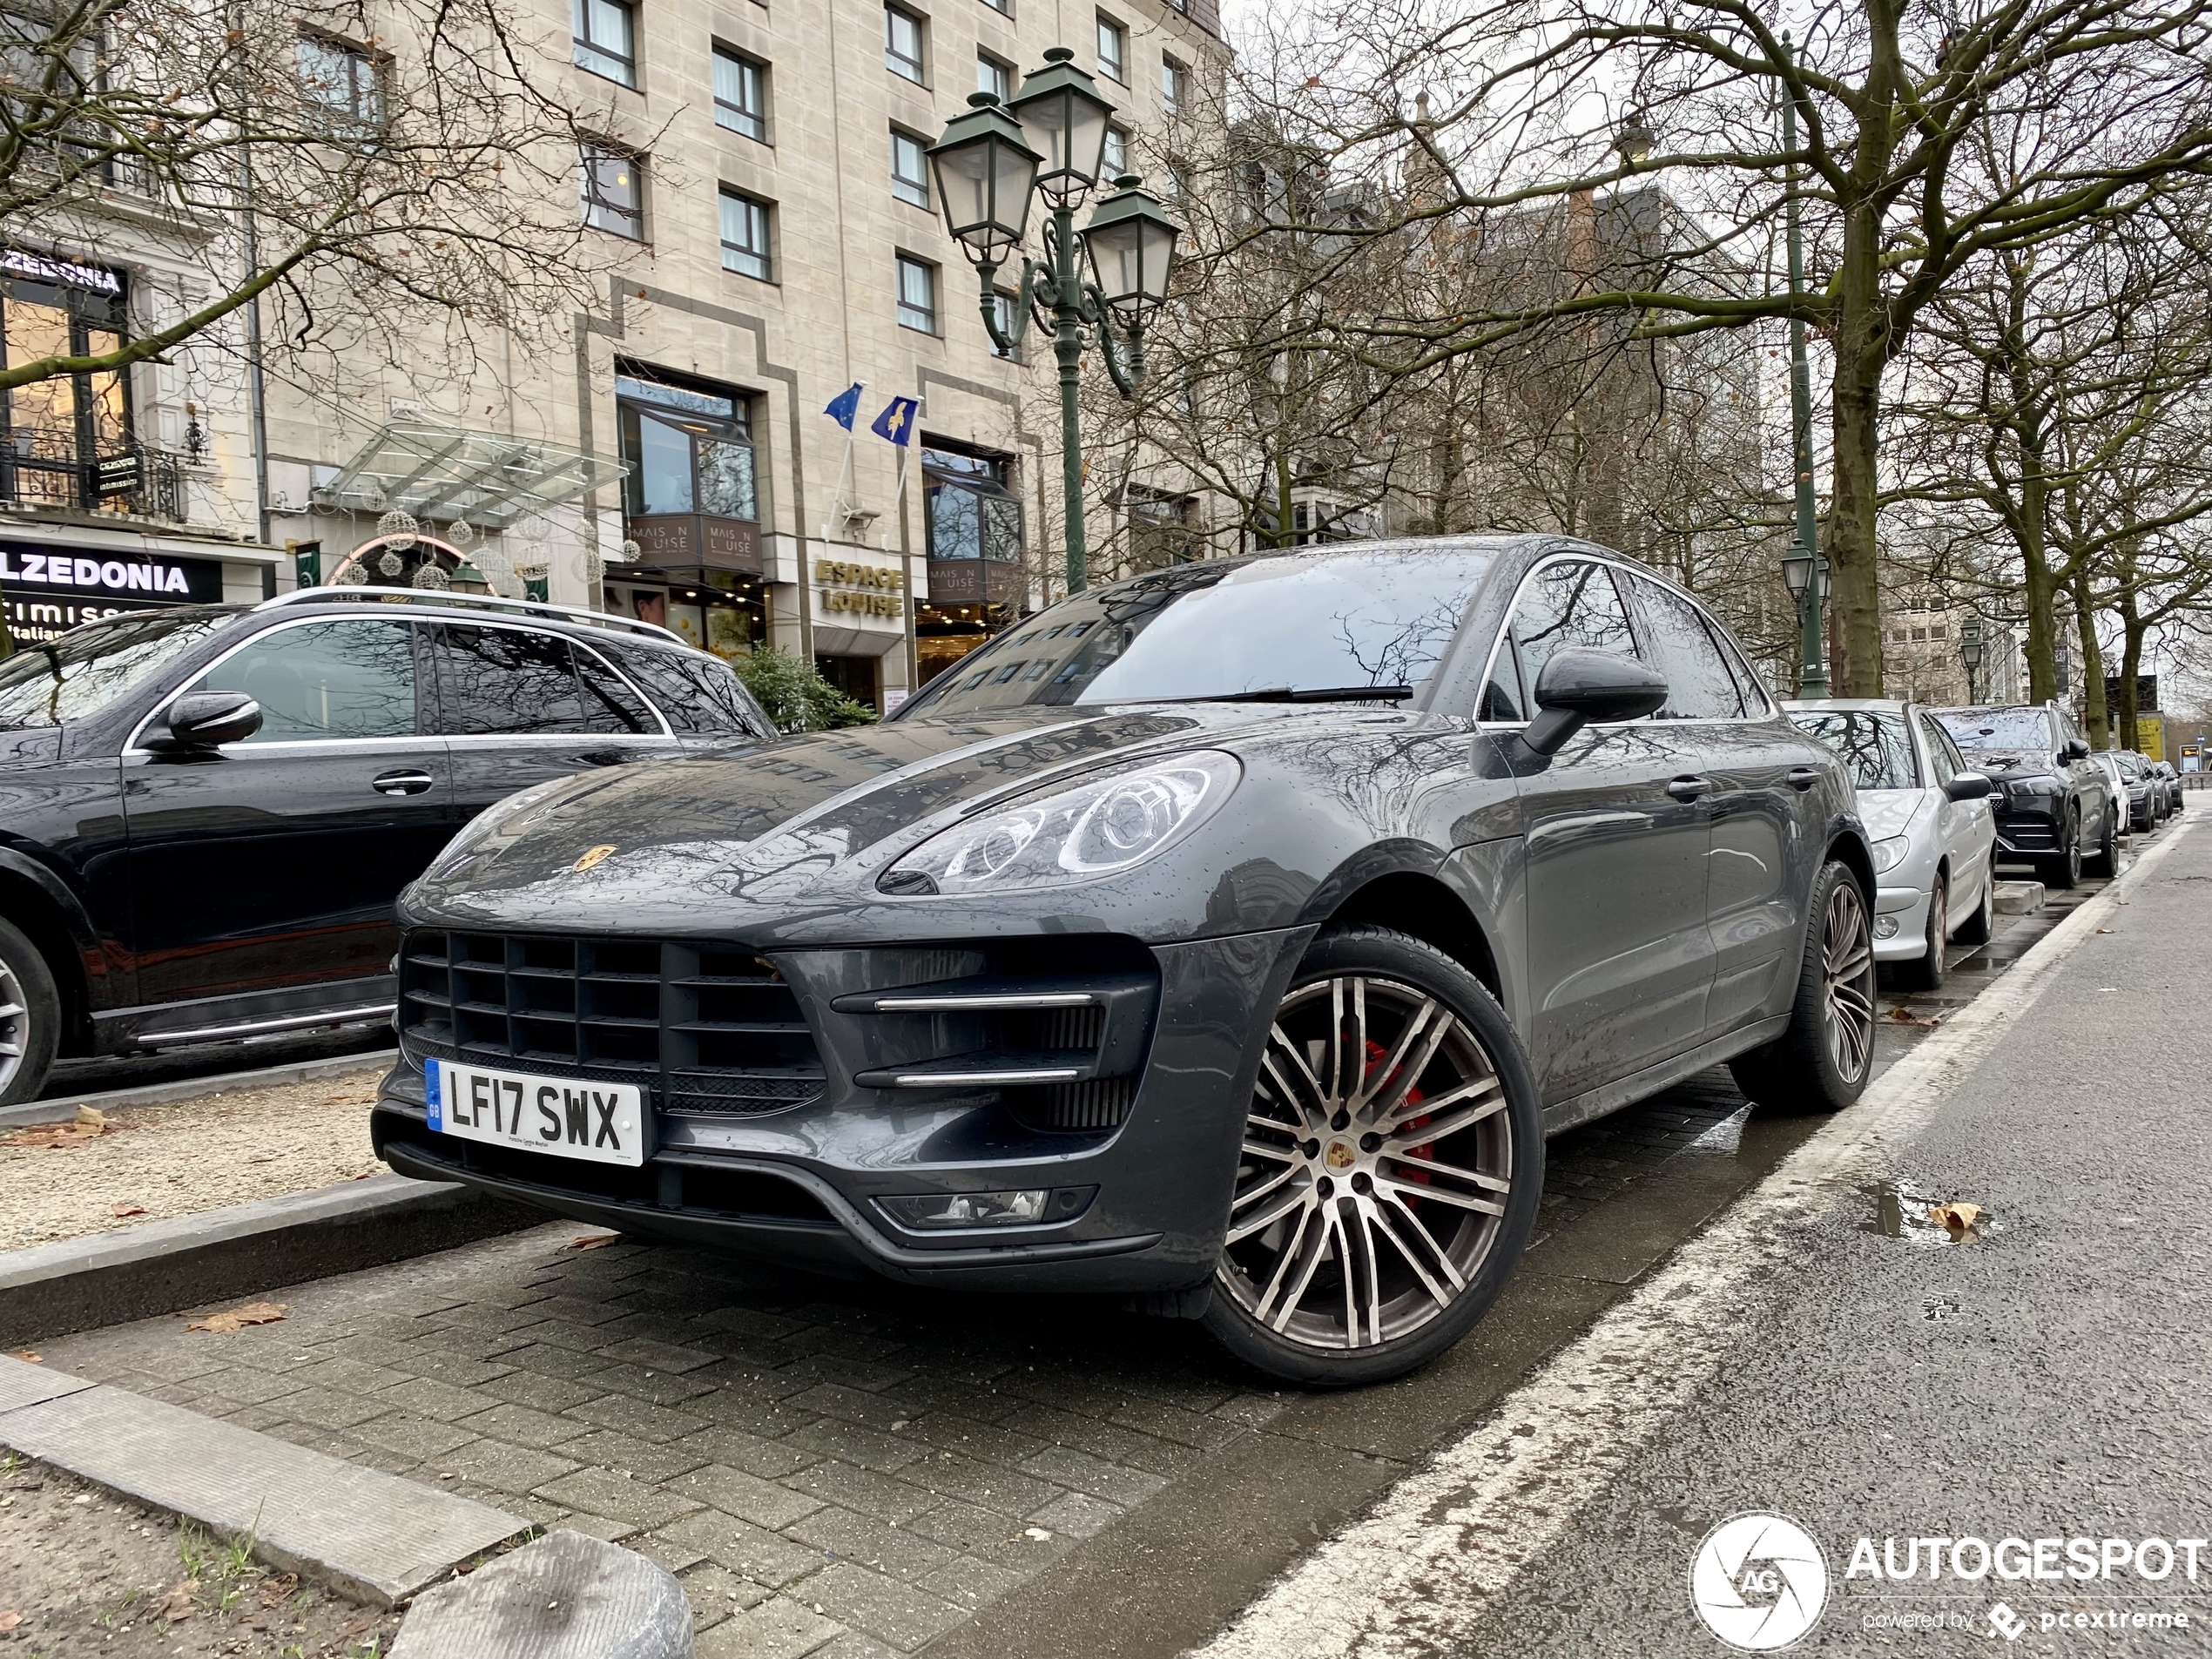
3,1068,388,1251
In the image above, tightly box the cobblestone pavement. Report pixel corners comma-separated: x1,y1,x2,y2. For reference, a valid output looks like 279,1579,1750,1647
22,867,2114,1659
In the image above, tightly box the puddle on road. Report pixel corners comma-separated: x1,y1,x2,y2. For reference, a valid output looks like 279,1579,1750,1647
1859,1181,2000,1246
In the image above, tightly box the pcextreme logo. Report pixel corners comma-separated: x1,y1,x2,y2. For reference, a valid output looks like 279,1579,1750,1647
1690,1513,1831,1650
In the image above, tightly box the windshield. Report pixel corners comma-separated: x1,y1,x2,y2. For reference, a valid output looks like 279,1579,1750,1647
896,547,1497,719
0,609,232,731
1935,708,2052,752
1791,710,1918,789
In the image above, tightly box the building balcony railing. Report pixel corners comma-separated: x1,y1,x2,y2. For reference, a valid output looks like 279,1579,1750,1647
0,438,189,524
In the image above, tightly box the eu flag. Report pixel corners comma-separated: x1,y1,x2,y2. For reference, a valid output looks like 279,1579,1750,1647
824,382,864,429
871,395,919,447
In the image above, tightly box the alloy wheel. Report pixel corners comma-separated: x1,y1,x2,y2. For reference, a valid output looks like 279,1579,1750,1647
1220,975,1513,1352
1821,880,1876,1084
0,954,29,1096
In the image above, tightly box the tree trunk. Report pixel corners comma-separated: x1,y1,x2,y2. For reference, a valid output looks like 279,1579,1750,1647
2071,569,2107,745
1827,357,1885,695
2118,556,2145,752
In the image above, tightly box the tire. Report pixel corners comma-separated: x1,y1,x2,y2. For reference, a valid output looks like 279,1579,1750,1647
1202,924,1544,1388
1729,860,1876,1115
2087,806,2121,878
1892,875,1947,994
0,915,61,1109
2036,811,2082,890
1952,853,1996,947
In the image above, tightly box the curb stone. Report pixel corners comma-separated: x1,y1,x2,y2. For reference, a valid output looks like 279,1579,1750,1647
392,1529,692,1659
0,1048,400,1129
0,1172,538,1346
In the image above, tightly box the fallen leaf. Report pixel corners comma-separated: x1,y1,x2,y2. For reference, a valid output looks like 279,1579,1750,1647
258,1574,299,1609
7,1351,41,1364
0,1609,20,1632
110,1202,146,1218
567,1234,619,1251
1929,1201,1984,1242
6,1117,111,1148
186,1301,289,1333
160,1580,200,1622
1885,1006,1943,1028
76,1103,106,1129
1023,1527,1053,1541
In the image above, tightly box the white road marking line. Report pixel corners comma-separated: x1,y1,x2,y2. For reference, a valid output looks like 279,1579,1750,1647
1190,822,2197,1659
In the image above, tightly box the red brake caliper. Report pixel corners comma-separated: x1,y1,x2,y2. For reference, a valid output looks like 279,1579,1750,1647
1364,1037,1432,1203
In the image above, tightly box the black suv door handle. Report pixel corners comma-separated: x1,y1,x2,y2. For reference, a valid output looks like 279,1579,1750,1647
371,769,435,797
1666,775,1712,800
1785,766,1822,792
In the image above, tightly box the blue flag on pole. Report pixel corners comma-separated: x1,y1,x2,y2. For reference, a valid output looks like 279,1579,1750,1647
871,396,919,447
824,382,864,429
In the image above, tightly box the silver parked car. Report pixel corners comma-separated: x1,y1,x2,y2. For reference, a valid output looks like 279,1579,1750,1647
1786,699,1998,991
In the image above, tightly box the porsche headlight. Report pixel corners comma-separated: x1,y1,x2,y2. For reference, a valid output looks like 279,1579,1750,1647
882,752,1241,895
1871,834,1911,873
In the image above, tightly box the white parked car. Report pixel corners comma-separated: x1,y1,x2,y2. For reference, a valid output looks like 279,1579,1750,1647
1784,698,2000,991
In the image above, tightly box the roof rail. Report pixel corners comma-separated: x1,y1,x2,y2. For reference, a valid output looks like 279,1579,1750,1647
254,585,692,651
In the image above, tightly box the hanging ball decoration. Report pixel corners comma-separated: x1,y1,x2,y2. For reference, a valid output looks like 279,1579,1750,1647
412,561,452,590
447,516,477,550
358,480,387,513
335,561,369,586
513,513,550,544
377,550,408,577
619,539,642,563
375,508,419,539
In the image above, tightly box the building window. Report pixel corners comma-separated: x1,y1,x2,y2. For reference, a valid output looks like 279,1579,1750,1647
582,143,645,239
718,190,772,280
0,260,136,518
925,447,1022,563
572,0,635,87
884,3,925,82
1162,56,1186,117
977,0,1010,12
976,52,1012,100
616,369,760,590
712,46,767,141
1102,125,1129,178
896,255,937,333
1096,14,1124,81
890,128,931,207
296,34,384,132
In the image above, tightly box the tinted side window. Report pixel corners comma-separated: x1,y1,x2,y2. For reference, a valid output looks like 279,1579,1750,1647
605,644,771,737
431,624,590,735
1625,577,1743,719
193,619,419,743
1479,631,1526,722
1917,714,1957,786
1511,561,1637,696
574,644,658,734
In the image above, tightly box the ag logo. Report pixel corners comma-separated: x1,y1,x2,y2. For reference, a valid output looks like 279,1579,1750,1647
1689,1513,1829,1650
572,844,617,873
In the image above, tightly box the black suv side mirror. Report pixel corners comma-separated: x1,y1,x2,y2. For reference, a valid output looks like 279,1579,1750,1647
2063,737,2091,760
1521,648,1669,758
1943,771,1994,802
152,691,263,750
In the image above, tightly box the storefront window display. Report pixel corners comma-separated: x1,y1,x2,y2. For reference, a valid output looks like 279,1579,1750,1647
604,566,767,664
1,252,132,516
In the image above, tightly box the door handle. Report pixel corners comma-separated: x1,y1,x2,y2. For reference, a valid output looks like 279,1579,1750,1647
371,769,435,797
1785,766,1822,792
1666,775,1712,800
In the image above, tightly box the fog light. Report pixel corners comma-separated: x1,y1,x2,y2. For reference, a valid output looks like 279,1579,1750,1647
877,1187,1092,1230
1873,915,1900,940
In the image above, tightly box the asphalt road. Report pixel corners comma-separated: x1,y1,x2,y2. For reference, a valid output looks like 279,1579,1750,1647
1198,816,2210,1657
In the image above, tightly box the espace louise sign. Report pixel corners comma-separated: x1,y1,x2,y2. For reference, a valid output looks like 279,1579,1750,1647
0,543,226,643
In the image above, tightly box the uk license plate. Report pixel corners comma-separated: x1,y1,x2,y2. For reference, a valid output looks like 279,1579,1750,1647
427,1059,646,1167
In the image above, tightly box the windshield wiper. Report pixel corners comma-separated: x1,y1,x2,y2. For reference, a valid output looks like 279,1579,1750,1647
1171,685,1416,705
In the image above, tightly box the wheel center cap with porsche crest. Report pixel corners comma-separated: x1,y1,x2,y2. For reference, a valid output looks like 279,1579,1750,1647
1325,1140,1357,1170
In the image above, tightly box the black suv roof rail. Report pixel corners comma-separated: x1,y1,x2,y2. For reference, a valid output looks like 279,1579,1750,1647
255,585,693,651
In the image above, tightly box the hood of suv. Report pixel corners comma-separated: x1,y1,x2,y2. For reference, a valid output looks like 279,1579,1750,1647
1957,747,2058,779
401,702,1357,934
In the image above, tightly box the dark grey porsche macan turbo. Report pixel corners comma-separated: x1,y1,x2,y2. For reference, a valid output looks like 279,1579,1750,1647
373,536,1875,1384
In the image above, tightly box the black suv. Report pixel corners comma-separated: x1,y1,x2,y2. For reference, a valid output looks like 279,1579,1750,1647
0,589,772,1104
1932,704,2120,888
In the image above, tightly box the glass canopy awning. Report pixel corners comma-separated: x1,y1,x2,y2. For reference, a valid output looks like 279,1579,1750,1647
312,421,629,529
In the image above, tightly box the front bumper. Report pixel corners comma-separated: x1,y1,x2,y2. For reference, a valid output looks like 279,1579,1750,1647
372,926,1312,1293
1871,883,1932,961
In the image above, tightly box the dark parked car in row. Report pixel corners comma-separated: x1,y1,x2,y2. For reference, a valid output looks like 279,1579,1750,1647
0,589,772,1105
1932,704,2121,889
2110,750,2168,833
373,536,1875,1385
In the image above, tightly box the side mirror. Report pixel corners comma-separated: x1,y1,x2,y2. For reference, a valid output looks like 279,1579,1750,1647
154,691,263,750
1943,771,1994,802
2064,738,2090,760
1520,648,1669,758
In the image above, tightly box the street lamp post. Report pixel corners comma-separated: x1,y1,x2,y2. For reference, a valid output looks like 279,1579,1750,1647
928,50,1181,595
1960,615,1986,705
1777,32,1827,695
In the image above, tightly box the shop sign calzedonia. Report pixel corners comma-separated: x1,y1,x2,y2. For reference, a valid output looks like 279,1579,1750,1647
1,543,227,642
